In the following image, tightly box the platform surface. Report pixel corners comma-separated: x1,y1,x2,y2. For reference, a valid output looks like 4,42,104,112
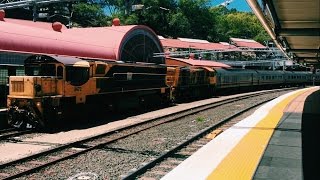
254,87,320,180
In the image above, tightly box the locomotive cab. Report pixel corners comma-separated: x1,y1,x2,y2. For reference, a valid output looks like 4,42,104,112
7,55,92,129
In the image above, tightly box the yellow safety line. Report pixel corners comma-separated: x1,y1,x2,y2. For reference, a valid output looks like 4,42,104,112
207,89,309,180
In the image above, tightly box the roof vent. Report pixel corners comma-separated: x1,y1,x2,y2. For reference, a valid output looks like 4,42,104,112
0,9,5,21
112,18,120,26
52,22,63,32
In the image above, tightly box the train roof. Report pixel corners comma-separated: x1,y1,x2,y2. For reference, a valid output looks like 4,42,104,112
215,68,258,74
166,57,231,68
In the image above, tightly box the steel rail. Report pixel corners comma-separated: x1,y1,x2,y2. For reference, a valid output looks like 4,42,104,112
0,129,32,141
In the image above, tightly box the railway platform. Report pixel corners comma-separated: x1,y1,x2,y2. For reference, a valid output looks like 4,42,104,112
161,86,320,180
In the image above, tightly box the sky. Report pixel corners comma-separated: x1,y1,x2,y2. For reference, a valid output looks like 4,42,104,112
210,0,252,12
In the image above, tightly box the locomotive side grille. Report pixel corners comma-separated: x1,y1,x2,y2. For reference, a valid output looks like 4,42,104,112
12,81,24,92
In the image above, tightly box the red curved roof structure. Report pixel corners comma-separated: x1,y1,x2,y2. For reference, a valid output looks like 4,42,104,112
64,25,164,63
0,20,164,63
4,18,68,30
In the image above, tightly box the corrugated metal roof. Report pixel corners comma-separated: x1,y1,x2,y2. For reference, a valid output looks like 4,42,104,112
230,38,266,48
166,57,231,68
178,37,210,43
161,38,238,51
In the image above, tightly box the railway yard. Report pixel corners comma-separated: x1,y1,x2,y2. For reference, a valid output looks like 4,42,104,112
0,0,319,178
0,88,298,179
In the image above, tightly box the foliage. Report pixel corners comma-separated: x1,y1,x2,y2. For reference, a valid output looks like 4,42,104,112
177,0,217,41
196,117,205,122
211,6,269,43
72,2,108,27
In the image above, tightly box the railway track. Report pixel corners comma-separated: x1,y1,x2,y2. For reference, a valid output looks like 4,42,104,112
122,98,270,179
0,88,297,180
0,128,33,141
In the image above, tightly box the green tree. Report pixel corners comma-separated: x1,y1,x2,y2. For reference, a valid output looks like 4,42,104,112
72,2,108,27
212,7,270,43
120,0,176,36
167,12,192,38
177,0,217,41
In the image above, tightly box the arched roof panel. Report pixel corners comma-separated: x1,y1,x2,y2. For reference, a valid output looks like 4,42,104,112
64,25,164,63
0,21,115,59
0,21,164,63
4,18,67,30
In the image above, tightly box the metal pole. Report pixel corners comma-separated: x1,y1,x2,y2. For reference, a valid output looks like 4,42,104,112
32,4,37,22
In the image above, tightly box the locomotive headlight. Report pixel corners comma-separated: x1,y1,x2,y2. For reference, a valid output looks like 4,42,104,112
36,101,41,107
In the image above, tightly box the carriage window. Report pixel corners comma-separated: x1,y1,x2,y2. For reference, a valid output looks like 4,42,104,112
66,66,89,86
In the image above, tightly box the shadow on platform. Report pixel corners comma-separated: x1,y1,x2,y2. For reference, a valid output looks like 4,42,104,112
302,90,320,179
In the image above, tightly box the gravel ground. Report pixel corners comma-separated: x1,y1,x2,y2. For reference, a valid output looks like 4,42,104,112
18,91,292,180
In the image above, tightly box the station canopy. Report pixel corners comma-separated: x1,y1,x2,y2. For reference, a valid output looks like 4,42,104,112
246,0,320,65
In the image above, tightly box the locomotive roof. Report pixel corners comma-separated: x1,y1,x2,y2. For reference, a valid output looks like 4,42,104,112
25,55,90,67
